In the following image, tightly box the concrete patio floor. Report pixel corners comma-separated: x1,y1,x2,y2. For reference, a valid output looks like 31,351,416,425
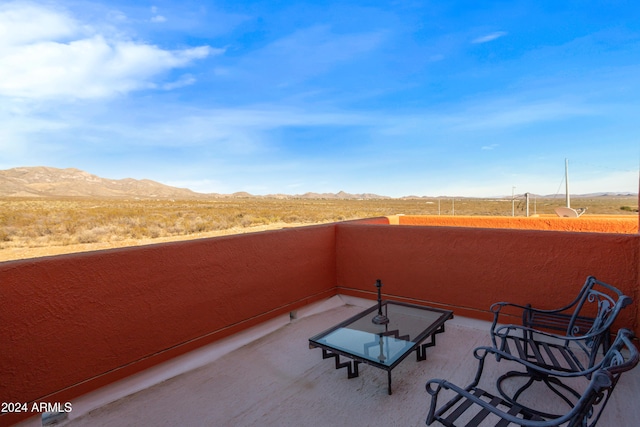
17,295,640,427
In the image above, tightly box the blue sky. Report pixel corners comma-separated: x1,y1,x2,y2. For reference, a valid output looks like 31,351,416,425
1,0,639,197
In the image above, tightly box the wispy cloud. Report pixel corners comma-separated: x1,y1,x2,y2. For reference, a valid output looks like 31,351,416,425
472,31,507,44
150,6,166,23
0,2,219,100
451,100,594,131
1,1,637,197
373,98,594,138
162,74,197,90
231,25,386,86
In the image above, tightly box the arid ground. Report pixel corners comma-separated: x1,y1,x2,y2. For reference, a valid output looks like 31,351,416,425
1,196,637,262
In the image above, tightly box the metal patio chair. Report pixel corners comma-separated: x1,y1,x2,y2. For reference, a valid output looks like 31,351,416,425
487,276,631,414
425,328,638,426
490,276,631,367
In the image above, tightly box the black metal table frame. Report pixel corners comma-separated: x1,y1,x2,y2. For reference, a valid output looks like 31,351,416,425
309,300,453,394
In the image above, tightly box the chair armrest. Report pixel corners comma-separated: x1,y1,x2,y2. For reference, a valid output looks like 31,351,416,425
494,323,606,344
424,378,445,425
491,301,575,322
474,345,602,378
426,345,492,417
490,301,530,312
490,301,537,347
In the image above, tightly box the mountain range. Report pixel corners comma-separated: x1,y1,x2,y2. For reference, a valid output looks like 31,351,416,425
0,167,392,199
0,167,635,199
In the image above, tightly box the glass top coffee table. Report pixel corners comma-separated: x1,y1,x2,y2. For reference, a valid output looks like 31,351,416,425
309,300,453,394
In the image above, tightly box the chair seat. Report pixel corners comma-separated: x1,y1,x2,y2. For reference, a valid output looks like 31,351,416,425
426,329,639,427
500,335,588,373
430,384,545,427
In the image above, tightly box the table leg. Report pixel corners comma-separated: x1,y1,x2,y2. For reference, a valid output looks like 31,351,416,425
321,348,360,378
417,324,446,361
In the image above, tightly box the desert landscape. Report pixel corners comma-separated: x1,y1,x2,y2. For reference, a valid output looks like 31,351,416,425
0,167,637,262
1,195,638,262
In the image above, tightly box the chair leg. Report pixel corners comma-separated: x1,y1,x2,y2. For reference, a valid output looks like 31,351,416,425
496,370,581,419
543,376,581,409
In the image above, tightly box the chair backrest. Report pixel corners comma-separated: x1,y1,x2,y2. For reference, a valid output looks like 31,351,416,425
568,328,638,427
567,276,631,338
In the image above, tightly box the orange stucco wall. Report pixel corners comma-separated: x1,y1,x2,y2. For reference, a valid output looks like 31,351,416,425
0,224,337,426
394,214,638,234
336,223,639,331
1,216,638,426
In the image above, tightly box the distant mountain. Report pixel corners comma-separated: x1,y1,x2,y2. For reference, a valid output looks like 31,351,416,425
1,167,635,200
0,167,202,199
286,191,391,200
0,167,391,199
571,192,638,198
532,192,637,198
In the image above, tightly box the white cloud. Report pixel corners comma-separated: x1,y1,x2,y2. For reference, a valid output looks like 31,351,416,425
0,2,219,100
472,31,507,44
452,101,593,131
106,10,127,23
374,101,589,137
110,106,373,153
0,2,79,46
482,144,499,150
163,74,197,90
150,6,167,24
235,25,386,84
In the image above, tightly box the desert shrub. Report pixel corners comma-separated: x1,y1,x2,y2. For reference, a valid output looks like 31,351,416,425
33,236,52,246
166,223,186,234
284,214,301,222
0,229,11,242
239,215,254,227
147,225,163,238
75,229,101,244
1,195,637,260
214,221,230,230
187,218,208,233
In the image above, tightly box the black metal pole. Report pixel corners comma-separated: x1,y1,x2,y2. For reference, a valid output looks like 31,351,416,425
372,279,389,325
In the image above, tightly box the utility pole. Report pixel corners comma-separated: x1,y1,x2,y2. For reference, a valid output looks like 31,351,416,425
565,158,570,208
512,186,516,217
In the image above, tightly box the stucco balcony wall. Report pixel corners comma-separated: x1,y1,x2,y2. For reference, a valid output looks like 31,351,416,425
392,214,638,234
336,223,639,329
1,216,638,426
0,223,340,426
